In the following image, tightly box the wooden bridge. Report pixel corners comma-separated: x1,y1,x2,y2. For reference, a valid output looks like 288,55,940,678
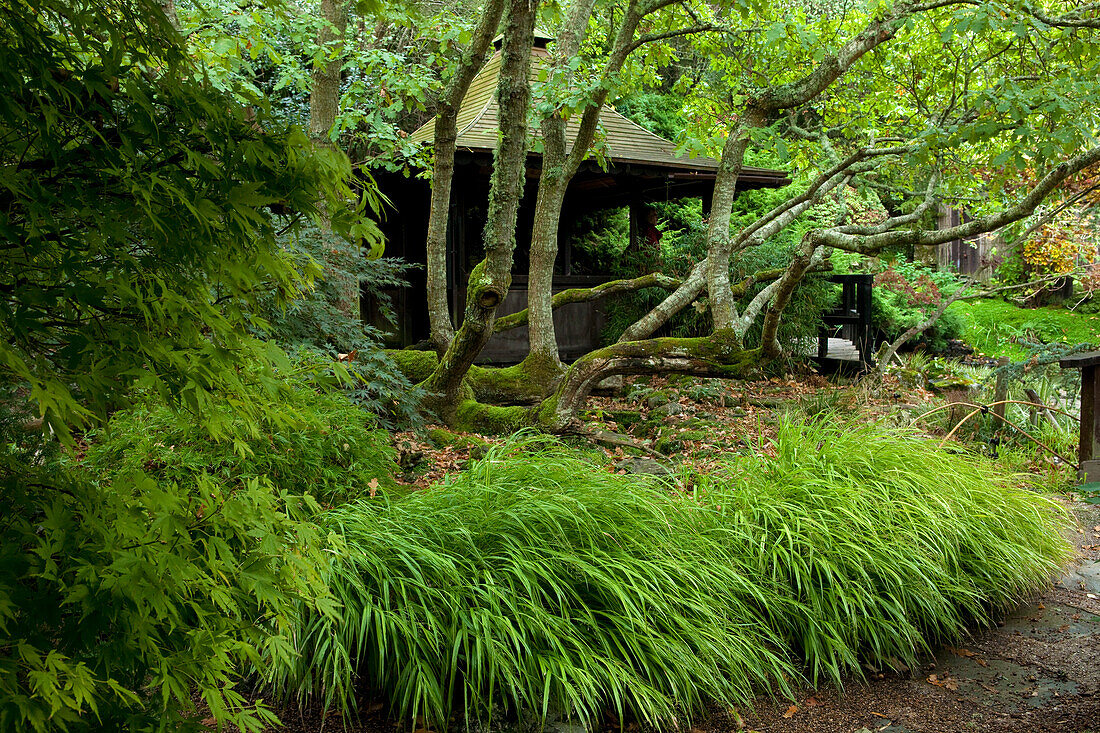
804,274,876,369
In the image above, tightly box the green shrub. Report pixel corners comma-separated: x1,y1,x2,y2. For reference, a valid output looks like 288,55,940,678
0,384,398,731
1,437,333,732
83,382,398,506
695,418,1071,685
279,423,1070,728
872,262,964,353
260,224,424,429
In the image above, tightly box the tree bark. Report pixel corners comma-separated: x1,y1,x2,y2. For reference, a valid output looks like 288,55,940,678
706,109,766,330
308,0,359,320
495,272,681,331
525,0,647,374
422,0,537,419
759,236,826,357
539,330,764,430
423,0,506,354
522,0,600,374
618,261,708,341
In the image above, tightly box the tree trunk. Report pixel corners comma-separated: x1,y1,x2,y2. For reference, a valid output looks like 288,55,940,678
524,0,634,376
705,109,765,330
539,331,765,430
160,0,179,29
422,0,537,419
423,0,506,354
524,132,569,376
308,0,358,320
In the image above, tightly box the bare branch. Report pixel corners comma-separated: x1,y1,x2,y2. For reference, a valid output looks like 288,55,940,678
817,146,1100,253
494,273,682,332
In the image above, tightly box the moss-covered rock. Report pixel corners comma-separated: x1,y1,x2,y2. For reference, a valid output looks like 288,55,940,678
605,410,643,430
653,436,683,455
645,391,672,409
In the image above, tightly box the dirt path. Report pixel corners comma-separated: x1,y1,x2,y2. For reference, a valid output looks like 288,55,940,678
728,500,1100,733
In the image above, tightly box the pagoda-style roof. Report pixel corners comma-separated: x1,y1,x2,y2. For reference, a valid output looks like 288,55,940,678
409,46,788,188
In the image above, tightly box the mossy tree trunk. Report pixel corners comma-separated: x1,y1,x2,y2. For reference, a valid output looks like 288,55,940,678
423,0,506,354
422,0,537,421
524,0,648,381
539,331,765,431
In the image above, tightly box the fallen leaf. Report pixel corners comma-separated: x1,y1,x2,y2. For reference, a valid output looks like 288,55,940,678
369,477,379,498
782,704,799,718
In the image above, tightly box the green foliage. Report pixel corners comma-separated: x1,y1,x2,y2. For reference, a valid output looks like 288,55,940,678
614,92,687,141
0,409,339,731
260,224,424,428
276,433,796,726
872,262,964,353
279,424,1069,728
0,2,390,730
83,382,398,507
590,190,836,350
697,418,1071,685
0,0,374,440
949,297,1100,360
178,0,441,169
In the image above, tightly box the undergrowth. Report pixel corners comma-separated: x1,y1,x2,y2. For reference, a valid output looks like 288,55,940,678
275,421,1071,730
949,296,1100,360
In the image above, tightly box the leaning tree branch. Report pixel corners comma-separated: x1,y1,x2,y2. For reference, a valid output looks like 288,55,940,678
875,279,975,375
541,331,764,430
817,145,1100,253
625,23,731,54
838,170,940,236
494,272,682,332
730,146,910,252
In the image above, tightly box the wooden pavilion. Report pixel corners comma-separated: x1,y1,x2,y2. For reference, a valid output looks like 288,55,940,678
371,33,790,362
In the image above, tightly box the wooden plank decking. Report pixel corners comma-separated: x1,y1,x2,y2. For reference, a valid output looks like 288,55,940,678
797,337,863,363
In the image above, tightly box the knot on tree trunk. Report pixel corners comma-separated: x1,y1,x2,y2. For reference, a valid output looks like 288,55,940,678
478,289,503,308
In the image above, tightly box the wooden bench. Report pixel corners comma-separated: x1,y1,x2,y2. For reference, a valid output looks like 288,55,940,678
1058,351,1100,481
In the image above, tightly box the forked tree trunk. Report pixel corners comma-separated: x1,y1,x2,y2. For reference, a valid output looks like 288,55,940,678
524,0,645,375
523,0,599,377
423,0,506,354
422,0,537,419
705,109,766,331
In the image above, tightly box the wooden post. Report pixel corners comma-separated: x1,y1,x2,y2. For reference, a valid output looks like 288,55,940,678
1058,351,1100,480
992,357,1010,429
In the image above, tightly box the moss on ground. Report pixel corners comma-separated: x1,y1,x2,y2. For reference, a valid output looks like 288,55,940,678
949,297,1100,360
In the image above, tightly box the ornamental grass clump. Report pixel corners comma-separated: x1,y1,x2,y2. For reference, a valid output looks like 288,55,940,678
693,418,1073,687
281,423,1071,729
277,434,797,727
